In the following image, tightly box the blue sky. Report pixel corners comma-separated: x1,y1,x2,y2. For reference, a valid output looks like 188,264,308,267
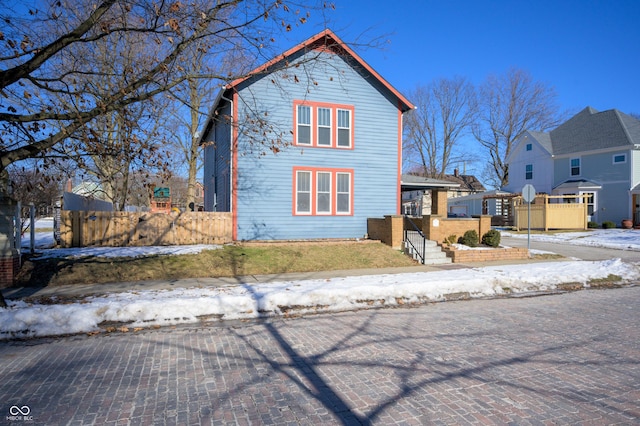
293,0,640,116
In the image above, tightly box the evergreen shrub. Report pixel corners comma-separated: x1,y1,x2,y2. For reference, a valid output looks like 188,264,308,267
481,230,501,247
457,230,479,247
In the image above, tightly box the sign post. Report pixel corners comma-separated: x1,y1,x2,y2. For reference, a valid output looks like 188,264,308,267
522,184,536,254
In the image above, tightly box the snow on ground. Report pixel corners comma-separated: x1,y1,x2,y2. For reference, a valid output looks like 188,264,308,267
501,229,640,251
21,218,221,258
1,219,638,339
1,259,638,340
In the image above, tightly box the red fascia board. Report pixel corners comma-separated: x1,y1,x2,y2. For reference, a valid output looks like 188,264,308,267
226,29,414,112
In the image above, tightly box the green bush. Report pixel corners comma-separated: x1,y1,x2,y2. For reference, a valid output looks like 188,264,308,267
481,230,501,247
457,229,479,247
602,221,616,229
587,221,599,229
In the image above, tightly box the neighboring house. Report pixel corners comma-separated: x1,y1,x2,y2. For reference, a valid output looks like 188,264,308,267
150,187,171,214
72,181,106,200
443,169,486,198
448,189,513,216
504,107,640,225
199,30,414,240
193,182,205,211
402,170,484,217
400,174,459,216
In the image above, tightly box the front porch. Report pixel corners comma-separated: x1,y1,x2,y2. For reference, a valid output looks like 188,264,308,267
368,188,528,263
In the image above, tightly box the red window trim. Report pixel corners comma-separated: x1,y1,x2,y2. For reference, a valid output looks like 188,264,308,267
293,100,355,150
292,167,354,216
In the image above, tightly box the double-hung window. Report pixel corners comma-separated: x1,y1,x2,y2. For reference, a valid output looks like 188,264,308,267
316,172,332,214
293,101,354,149
337,109,351,148
296,105,312,146
570,158,581,176
525,164,533,180
317,108,332,146
336,173,351,214
295,170,312,214
293,167,353,216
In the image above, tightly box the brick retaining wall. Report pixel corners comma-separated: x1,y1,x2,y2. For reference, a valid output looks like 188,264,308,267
442,246,529,263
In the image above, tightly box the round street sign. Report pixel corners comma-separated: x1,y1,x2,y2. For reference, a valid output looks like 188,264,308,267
522,184,536,203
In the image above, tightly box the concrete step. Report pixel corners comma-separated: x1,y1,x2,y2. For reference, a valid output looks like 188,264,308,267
402,238,452,264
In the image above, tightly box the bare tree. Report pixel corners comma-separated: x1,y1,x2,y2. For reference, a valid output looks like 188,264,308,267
0,0,332,191
0,0,333,306
51,16,174,210
8,162,63,234
164,38,238,210
404,77,478,178
473,68,563,188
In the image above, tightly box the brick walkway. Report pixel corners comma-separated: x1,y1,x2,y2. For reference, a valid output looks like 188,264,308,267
1,287,639,425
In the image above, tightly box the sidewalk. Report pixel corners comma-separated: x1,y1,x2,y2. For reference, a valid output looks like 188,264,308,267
2,257,554,301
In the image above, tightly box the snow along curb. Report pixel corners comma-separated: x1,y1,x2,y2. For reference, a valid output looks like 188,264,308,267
1,259,639,340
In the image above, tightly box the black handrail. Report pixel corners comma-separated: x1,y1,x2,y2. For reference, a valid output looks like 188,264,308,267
403,216,426,264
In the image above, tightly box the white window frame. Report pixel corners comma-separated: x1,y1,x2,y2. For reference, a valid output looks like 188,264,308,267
613,153,627,164
316,107,332,146
296,105,312,146
581,191,596,218
525,164,533,180
337,109,352,148
316,171,332,214
293,101,354,149
293,168,354,216
336,172,351,215
570,157,581,177
295,170,312,215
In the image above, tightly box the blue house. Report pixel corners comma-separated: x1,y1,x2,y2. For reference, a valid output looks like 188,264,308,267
504,107,640,226
200,30,414,240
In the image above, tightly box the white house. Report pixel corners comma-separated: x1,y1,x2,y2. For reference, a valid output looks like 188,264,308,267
503,107,640,225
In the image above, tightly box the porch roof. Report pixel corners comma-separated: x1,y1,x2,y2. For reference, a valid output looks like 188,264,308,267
401,174,460,191
553,179,603,191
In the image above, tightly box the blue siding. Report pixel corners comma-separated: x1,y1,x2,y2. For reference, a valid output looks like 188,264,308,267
203,102,232,212
234,51,401,240
554,151,630,184
553,150,633,224
597,182,630,224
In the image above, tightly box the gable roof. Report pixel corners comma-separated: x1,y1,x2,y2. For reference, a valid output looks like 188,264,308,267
199,29,415,145
553,179,603,191
548,107,640,155
227,29,414,112
441,173,486,192
527,131,553,154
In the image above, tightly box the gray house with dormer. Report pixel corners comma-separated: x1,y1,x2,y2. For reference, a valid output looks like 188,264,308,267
503,107,640,226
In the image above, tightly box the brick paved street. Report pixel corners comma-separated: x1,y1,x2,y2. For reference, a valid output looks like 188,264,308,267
1,286,639,425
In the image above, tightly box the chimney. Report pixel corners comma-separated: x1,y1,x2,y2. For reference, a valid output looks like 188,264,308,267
454,168,459,177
